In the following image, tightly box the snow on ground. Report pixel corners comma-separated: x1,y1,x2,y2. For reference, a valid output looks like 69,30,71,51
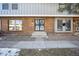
0,48,20,56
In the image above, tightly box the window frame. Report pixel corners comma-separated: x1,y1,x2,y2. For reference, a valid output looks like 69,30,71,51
55,18,73,32
2,3,9,10
9,20,22,31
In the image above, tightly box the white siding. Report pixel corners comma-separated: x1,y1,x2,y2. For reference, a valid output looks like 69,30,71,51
0,3,77,16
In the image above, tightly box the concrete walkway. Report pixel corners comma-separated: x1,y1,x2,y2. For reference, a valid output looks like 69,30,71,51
12,41,79,48
0,34,79,49
0,41,79,49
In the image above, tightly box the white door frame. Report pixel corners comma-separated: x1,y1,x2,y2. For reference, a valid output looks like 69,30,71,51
55,18,73,32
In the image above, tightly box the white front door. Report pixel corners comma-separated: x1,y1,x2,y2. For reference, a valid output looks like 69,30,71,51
55,18,73,32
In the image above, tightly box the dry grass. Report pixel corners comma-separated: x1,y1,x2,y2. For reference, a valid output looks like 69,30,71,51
19,48,79,56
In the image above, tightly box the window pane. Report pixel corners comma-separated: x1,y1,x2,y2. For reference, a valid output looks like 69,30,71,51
9,26,15,31
65,19,71,31
40,26,44,30
15,20,22,30
16,26,22,30
12,4,18,10
57,20,63,31
16,20,20,24
35,20,39,24
40,20,44,25
35,26,39,30
2,3,9,10
9,20,15,25
9,20,15,31
16,20,22,24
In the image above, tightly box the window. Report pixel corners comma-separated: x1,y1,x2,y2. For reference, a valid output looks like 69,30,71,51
2,3,9,10
55,18,72,32
9,20,22,31
59,3,65,9
58,3,66,12
12,3,18,10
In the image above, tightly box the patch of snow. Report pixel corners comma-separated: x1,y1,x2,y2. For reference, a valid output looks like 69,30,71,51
0,48,20,56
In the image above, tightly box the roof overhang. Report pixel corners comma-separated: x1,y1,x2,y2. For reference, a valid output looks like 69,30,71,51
0,15,79,17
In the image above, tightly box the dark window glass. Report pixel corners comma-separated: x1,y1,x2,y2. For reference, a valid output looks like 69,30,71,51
12,3,18,10
2,3,9,10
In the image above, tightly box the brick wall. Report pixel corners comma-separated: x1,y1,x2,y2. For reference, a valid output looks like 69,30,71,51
45,17,54,33
1,17,54,35
1,18,8,32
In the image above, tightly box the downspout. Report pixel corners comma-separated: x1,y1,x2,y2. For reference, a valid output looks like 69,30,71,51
0,18,2,31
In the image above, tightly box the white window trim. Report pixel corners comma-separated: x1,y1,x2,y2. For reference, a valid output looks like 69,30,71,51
55,18,73,32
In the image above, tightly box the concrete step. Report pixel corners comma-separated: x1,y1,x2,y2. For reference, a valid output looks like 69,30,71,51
31,35,48,39
31,31,48,39
32,31,47,36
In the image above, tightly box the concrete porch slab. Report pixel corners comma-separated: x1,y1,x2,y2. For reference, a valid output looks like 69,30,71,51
0,34,79,49
3,41,78,49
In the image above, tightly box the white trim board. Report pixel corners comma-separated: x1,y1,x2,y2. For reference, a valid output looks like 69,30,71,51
0,15,79,17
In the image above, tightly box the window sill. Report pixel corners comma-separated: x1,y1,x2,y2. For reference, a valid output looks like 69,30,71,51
9,30,23,32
